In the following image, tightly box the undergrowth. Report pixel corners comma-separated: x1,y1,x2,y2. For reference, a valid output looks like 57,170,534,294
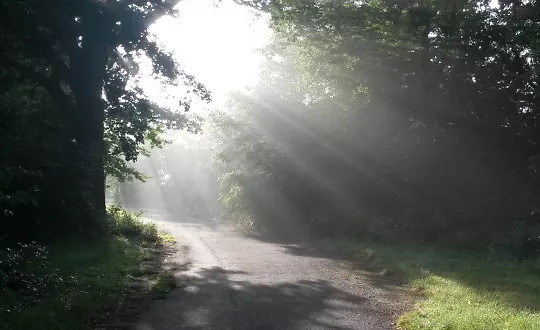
0,206,174,330
334,240,540,330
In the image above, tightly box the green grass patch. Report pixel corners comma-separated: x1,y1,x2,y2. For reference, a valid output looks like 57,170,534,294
150,273,176,297
158,232,177,243
333,240,540,330
0,207,174,330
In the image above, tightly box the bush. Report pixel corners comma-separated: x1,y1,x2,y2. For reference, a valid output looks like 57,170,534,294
1,206,169,329
106,205,159,241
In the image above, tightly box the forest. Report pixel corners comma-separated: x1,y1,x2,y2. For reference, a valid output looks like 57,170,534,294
1,0,539,329
211,0,540,256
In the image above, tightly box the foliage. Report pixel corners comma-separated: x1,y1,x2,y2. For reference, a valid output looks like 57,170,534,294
213,0,540,255
0,82,91,238
0,207,168,330
0,243,50,309
0,0,210,239
106,204,159,241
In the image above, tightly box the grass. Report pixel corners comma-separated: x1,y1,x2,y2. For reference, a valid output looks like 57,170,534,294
150,273,177,297
0,207,176,330
332,240,540,330
158,232,177,243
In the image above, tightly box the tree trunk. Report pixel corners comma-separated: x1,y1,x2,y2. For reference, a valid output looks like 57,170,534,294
72,42,108,225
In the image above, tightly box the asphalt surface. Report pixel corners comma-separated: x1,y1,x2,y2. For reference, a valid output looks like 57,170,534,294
134,212,413,330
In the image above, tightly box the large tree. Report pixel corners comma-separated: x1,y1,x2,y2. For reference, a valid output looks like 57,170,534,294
0,0,210,223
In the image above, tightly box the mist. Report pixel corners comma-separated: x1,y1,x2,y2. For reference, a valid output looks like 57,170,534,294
108,130,223,222
4,0,539,328
103,0,539,253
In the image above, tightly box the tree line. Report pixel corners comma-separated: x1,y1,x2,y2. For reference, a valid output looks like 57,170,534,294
1,0,538,258
211,0,540,257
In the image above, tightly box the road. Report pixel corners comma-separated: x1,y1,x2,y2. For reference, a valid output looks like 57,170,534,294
134,212,413,330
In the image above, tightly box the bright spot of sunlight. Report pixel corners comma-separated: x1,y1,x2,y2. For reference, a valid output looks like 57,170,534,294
141,0,271,111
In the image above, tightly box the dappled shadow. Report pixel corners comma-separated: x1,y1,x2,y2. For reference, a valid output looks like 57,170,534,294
136,266,389,330
270,233,540,315
321,242,540,314
233,221,417,295
279,242,417,296
146,207,540,316
425,257,540,312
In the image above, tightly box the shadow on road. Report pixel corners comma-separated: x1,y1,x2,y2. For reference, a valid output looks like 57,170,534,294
240,226,417,297
138,266,381,330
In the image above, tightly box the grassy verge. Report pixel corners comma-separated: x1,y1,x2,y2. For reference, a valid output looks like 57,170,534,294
0,206,177,330
332,240,540,330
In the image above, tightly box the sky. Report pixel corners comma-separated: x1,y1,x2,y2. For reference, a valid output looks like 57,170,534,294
141,0,272,112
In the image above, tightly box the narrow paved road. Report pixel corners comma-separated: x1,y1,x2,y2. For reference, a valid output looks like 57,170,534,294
135,212,413,330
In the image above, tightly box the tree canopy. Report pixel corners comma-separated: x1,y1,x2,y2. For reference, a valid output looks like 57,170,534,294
0,0,210,239
212,0,540,254
1,0,539,256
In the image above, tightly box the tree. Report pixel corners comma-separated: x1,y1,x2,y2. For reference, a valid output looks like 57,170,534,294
0,0,210,223
215,0,540,251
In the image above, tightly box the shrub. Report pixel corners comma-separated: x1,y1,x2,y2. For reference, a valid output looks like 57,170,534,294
106,205,159,241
